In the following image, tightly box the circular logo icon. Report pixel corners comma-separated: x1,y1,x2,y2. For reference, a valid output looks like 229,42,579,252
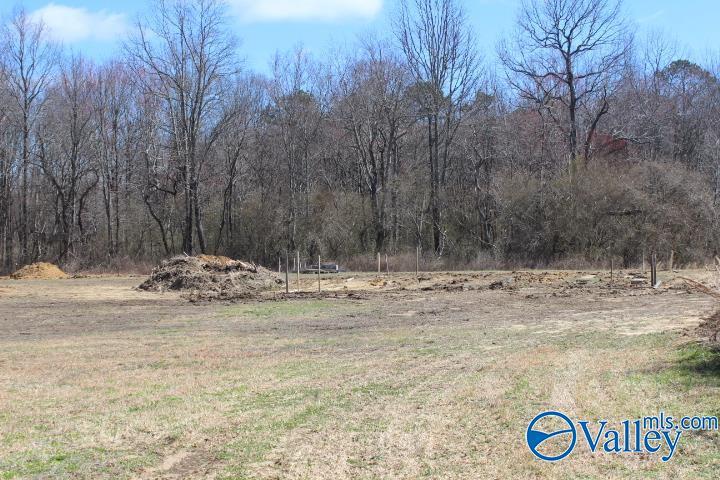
526,411,577,461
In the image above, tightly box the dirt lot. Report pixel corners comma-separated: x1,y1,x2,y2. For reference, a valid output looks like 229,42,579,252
1,270,719,478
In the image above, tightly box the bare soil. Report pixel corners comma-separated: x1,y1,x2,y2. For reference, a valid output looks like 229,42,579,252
10,262,68,280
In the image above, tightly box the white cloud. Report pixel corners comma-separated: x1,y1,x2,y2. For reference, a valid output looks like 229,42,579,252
29,3,128,43
229,0,383,22
639,9,665,24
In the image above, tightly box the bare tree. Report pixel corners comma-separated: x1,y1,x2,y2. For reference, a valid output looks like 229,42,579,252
0,8,56,263
499,0,629,163
35,56,98,262
93,62,135,257
125,0,238,255
395,0,480,255
336,40,409,252
0,71,14,269
213,74,263,253
265,47,327,252
0,0,717,271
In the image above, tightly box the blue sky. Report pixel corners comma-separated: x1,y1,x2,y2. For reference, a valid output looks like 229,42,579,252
6,0,720,73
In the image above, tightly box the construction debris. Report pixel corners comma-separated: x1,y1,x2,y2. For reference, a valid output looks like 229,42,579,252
138,256,282,300
678,277,720,300
10,262,68,280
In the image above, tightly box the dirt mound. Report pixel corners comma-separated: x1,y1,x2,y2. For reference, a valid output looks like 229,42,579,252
196,254,235,266
138,256,282,300
10,262,68,280
696,310,720,350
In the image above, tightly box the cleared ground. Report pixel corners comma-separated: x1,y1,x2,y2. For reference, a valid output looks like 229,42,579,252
0,270,719,479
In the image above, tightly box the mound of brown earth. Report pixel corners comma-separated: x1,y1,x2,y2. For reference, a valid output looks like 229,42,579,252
10,262,68,280
196,254,236,266
696,310,720,350
138,255,282,300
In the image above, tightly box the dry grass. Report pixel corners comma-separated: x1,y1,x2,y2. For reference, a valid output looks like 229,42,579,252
0,274,719,479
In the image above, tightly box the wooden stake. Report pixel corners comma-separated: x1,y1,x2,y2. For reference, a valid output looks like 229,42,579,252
651,252,657,287
377,252,381,274
416,246,419,278
610,258,614,286
317,255,321,292
668,249,674,272
385,253,389,274
285,252,289,293
641,248,645,274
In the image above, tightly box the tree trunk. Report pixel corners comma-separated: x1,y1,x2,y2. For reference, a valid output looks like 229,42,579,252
20,116,30,263
182,153,193,255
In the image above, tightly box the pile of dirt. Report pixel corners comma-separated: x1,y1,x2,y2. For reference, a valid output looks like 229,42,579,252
696,310,720,350
10,262,68,280
138,255,282,300
196,254,236,266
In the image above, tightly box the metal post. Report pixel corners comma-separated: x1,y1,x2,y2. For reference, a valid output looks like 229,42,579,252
296,251,300,292
317,255,321,292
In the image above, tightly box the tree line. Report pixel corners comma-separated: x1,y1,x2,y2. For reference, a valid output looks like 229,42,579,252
0,0,718,272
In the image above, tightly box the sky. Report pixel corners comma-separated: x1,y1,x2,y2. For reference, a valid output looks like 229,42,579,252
5,0,720,73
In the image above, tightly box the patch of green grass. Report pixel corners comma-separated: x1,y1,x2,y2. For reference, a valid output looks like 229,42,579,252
0,448,103,479
352,382,405,399
220,300,337,319
127,394,183,413
272,360,321,380
217,385,328,418
273,404,328,430
348,417,390,433
411,346,442,357
211,384,248,401
505,375,530,401
647,344,720,390
551,330,671,351
1,431,28,448
675,344,720,377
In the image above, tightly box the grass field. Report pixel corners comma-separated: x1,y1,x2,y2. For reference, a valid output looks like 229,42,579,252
0,273,719,479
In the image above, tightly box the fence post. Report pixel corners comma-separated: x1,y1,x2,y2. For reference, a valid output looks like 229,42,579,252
641,248,645,274
296,250,300,292
651,252,657,287
385,253,389,274
416,246,419,278
318,255,321,292
377,252,381,274
285,252,289,293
